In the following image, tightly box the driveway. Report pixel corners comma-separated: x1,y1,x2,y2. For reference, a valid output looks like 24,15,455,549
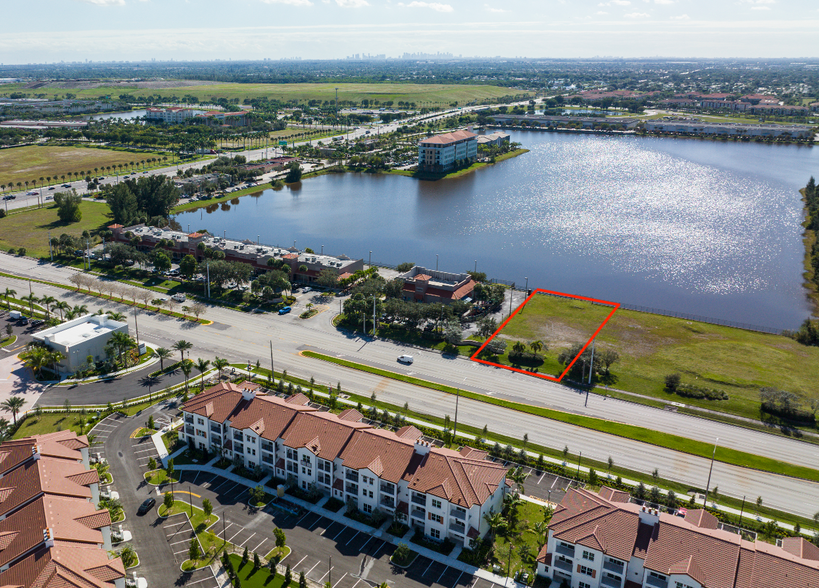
0,354,49,414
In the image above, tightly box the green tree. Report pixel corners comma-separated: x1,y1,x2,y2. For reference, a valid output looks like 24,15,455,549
3,288,16,311
152,347,173,371
203,498,213,520
249,484,266,506
172,340,193,362
147,456,156,470
274,527,286,548
284,564,292,586
299,572,307,588
188,537,200,561
241,546,249,566
166,458,175,480
53,190,82,223
0,396,26,425
508,466,530,495
152,250,172,273
195,358,211,388
253,551,261,570
163,491,174,510
179,254,198,278
285,162,303,183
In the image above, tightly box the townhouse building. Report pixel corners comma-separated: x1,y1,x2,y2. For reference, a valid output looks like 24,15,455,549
537,487,819,588
0,431,124,588
397,266,476,304
180,382,509,547
418,130,478,172
643,120,812,139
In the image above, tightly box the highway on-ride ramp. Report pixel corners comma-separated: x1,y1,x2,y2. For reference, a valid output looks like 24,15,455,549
1,254,817,518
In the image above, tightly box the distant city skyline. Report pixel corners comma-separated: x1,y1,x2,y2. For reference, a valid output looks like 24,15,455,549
1,0,818,65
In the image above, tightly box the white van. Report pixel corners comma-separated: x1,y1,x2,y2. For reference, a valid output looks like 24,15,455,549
172,293,186,303
9,310,22,320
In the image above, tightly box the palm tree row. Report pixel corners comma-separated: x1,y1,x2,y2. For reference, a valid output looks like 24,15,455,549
20,346,66,381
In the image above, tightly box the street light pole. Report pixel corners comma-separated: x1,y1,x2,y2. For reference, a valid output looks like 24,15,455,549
506,544,515,587
703,438,719,508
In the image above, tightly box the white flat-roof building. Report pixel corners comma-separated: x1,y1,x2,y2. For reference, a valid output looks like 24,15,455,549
33,315,128,375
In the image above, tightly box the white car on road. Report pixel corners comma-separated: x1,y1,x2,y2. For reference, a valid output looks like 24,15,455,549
397,355,414,365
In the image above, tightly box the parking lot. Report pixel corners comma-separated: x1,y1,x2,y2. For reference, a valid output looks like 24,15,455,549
486,457,576,505
176,471,478,588
163,513,219,588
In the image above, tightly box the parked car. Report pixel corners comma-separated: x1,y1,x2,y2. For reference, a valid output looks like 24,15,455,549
31,319,44,328
19,317,29,326
302,286,312,293
136,497,156,516
278,306,292,315
397,355,414,364
48,186,55,191
172,293,186,302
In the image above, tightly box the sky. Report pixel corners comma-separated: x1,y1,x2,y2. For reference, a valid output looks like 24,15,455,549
1,0,818,64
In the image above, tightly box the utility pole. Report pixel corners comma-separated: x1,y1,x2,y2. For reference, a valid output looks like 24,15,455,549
453,379,465,443
372,295,377,338
133,307,140,346
48,230,53,263
269,341,274,385
206,261,211,298
329,556,333,588
703,438,719,508
588,341,595,385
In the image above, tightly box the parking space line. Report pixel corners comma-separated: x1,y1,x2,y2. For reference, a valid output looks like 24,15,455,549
308,516,324,531
421,559,435,577
132,447,156,454
169,538,191,546
331,525,347,541
210,479,232,492
220,482,241,496
334,573,348,586
450,570,464,588
371,540,386,559
163,521,188,529
436,566,449,585
294,512,312,527
227,529,244,543
318,567,336,583
350,578,364,588
358,535,373,551
346,530,359,545
251,538,267,553
218,522,235,539
192,470,201,484
183,578,218,587
294,555,308,568
550,477,557,489
306,560,321,576
238,532,256,548
538,472,545,484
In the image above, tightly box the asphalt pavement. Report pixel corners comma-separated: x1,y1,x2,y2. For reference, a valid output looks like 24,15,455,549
2,253,819,518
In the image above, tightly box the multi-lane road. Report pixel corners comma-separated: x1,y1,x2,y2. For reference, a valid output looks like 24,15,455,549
1,254,818,518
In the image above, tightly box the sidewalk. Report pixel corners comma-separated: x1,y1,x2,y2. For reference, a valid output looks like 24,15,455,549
172,462,520,588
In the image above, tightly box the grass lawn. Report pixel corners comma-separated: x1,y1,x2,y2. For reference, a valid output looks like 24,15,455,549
229,554,298,588
11,412,86,438
493,293,819,421
4,82,529,109
301,351,819,482
158,501,217,534
0,145,169,188
144,469,179,485
0,200,113,258
1,335,16,348
264,545,290,561
487,500,547,578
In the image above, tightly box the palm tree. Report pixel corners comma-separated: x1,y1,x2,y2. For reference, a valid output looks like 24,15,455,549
508,466,530,495
47,351,65,375
511,341,527,355
39,295,57,316
213,357,229,379
107,311,126,321
72,304,89,316
483,510,507,541
195,358,211,389
180,360,192,395
152,347,173,371
172,340,193,363
1,396,26,425
54,301,70,321
21,293,38,317
529,340,544,355
107,331,135,368
21,347,50,376
3,288,16,311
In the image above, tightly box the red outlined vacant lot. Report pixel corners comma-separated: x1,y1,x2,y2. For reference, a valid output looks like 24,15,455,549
470,289,620,382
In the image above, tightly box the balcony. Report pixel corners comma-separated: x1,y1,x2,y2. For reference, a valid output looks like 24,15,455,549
555,544,575,558
411,494,426,506
210,424,221,434
345,483,359,495
233,432,243,441
604,560,625,574
345,471,359,482
380,496,395,509
211,435,221,446
379,483,395,495
601,575,622,588
185,415,194,424
411,508,426,520
185,426,195,436
645,576,668,588
450,509,466,521
449,521,466,535
261,441,273,452
234,443,244,454
553,558,573,573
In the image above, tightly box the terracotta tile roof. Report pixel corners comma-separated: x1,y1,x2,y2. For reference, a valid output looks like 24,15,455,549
408,453,507,508
458,446,488,460
632,522,652,559
419,130,477,146
684,508,719,529
536,545,551,564
285,393,310,406
781,537,819,561
598,486,630,503
281,412,368,460
181,382,248,423
107,224,123,229
340,429,418,484
0,457,94,519
0,432,87,477
396,426,423,440
735,540,819,588
337,408,363,422
668,555,708,585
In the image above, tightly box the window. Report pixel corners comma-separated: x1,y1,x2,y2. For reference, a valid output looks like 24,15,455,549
245,434,256,443
675,583,694,588
649,572,667,581
428,513,443,524
368,490,374,498
582,550,595,562
431,499,442,509
196,430,207,437
579,583,591,588
249,448,256,456
579,565,593,577
430,529,441,539
363,503,372,513
197,417,205,425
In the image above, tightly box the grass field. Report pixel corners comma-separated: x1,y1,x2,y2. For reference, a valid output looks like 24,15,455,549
3,82,528,108
0,145,170,188
494,293,819,421
0,200,113,257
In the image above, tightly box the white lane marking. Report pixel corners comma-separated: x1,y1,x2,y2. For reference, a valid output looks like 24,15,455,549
346,530,360,545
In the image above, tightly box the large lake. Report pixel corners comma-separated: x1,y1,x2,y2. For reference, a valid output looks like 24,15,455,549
176,131,819,330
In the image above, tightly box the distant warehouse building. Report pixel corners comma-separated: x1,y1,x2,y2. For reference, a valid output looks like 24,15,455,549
418,130,478,172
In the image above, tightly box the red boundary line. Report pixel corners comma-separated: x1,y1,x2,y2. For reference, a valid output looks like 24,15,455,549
469,288,621,382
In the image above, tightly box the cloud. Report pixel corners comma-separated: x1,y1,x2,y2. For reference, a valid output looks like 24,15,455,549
738,0,776,6
335,0,369,6
484,3,507,12
653,0,675,4
596,10,608,14
624,11,650,17
77,0,125,5
598,0,630,5
260,0,313,5
398,1,454,11
670,13,689,19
